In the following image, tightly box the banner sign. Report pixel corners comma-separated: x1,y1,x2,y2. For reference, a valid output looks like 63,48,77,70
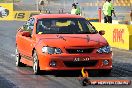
0,3,40,21
13,11,40,21
0,3,13,20
92,22,132,50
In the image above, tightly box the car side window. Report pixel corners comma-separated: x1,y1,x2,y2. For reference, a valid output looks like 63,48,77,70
23,18,35,34
36,21,46,34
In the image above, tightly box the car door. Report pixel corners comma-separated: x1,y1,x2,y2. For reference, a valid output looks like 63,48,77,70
19,18,35,58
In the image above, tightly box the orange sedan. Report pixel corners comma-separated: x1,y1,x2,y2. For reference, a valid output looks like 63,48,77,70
16,14,112,75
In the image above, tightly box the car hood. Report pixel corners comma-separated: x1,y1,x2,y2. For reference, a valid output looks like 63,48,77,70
36,34,108,48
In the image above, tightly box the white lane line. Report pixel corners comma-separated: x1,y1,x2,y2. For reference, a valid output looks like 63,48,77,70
11,54,15,57
112,48,132,54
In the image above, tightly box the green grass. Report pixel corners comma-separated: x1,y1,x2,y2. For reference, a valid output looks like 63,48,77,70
0,0,20,3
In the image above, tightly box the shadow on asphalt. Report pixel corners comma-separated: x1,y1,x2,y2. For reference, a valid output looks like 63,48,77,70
16,61,132,77
39,70,111,77
17,66,112,77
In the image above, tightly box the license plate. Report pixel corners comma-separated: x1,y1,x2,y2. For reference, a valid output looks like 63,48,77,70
74,57,90,62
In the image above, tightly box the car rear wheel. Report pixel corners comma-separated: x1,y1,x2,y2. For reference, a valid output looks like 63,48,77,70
33,50,40,75
15,48,24,66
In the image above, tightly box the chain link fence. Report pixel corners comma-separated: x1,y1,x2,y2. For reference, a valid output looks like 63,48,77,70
12,0,132,20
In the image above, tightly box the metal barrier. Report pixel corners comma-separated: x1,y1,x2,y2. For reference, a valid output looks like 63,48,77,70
12,0,132,19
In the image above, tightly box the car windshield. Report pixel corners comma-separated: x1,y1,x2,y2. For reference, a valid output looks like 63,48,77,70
36,18,97,34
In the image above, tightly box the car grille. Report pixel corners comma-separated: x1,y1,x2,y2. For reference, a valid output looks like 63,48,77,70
66,48,94,54
64,60,98,67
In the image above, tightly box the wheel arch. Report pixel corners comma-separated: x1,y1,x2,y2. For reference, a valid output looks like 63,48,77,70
32,48,36,56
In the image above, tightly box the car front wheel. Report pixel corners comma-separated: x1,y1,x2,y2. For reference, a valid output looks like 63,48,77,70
15,48,23,66
33,50,40,75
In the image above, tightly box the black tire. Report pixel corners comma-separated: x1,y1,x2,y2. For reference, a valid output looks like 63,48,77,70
33,50,40,75
0,12,2,17
15,48,24,67
98,69,112,76
5,9,9,16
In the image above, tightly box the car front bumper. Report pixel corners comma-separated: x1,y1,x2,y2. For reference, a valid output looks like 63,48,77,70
38,53,112,71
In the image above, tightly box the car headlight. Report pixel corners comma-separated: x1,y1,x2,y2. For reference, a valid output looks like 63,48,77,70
55,48,62,54
97,46,112,54
42,46,62,54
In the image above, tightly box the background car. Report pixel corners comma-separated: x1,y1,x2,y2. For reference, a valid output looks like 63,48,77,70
16,14,112,75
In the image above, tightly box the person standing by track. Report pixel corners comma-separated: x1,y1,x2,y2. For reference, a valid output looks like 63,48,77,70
102,0,116,23
71,3,81,15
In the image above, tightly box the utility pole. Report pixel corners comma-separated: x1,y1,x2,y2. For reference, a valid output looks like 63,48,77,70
64,0,65,10
13,0,14,10
36,0,39,11
97,0,98,9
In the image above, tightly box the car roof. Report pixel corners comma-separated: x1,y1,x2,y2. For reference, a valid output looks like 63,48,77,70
32,14,83,19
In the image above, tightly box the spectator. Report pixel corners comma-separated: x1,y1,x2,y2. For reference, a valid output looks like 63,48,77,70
71,3,77,15
39,0,44,13
75,3,81,15
39,9,42,14
102,0,116,23
71,3,81,15
130,10,132,21
39,0,44,5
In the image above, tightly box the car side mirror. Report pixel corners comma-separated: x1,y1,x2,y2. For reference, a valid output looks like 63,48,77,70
23,24,27,30
22,31,31,37
99,30,105,35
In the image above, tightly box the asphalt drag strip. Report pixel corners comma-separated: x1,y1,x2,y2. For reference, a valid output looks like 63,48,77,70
0,76,18,88
0,21,132,88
